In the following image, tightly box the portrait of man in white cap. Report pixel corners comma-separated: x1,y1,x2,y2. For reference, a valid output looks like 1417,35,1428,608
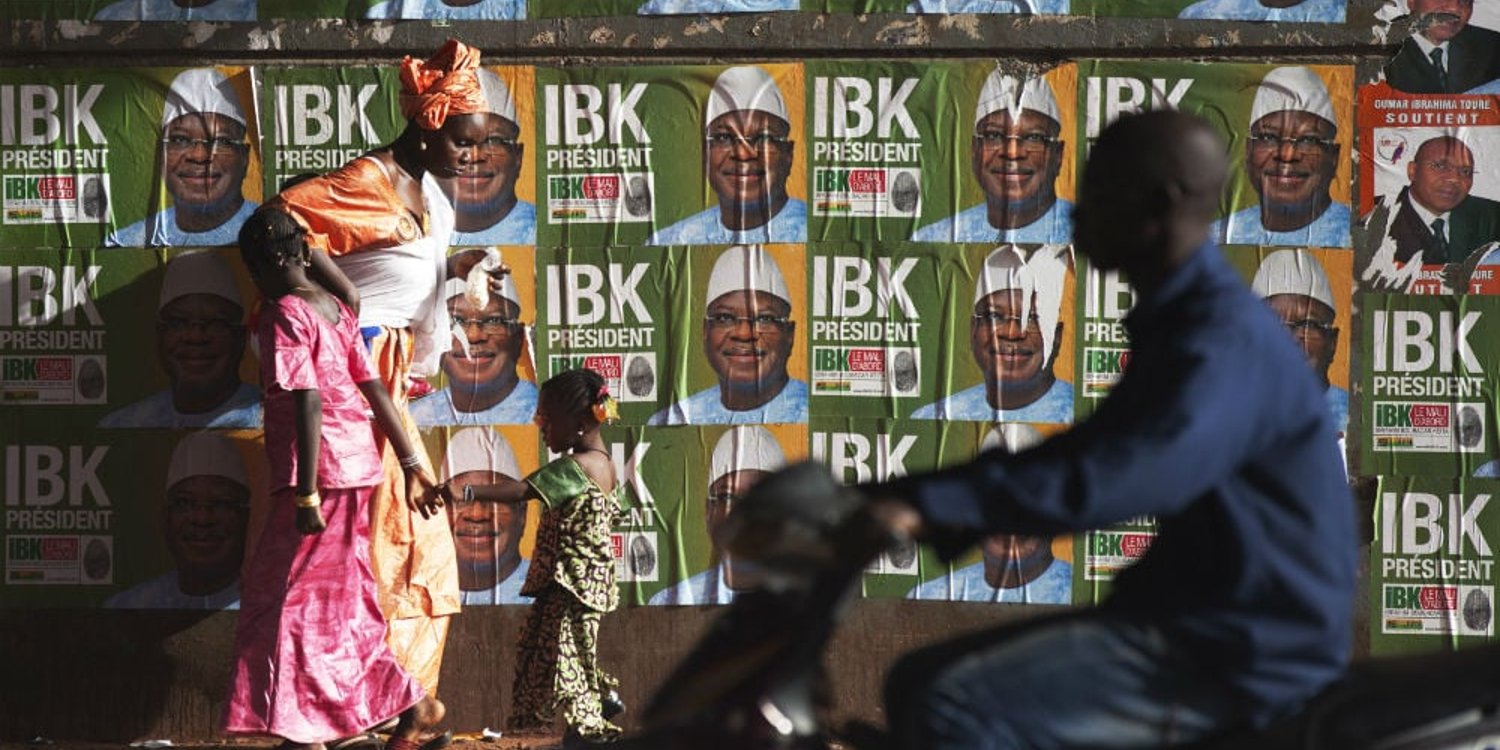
1387,135,1500,265
1252,249,1346,435
650,425,785,605
431,69,535,245
912,245,1072,423
364,1,524,23
649,245,807,425
442,427,533,605
911,71,1071,244
92,0,256,20
907,423,1072,604
411,248,538,426
904,0,1069,13
1216,66,1349,248
1178,0,1344,21
106,68,258,247
647,66,806,246
1385,0,1500,94
99,251,261,429
106,432,250,609
637,0,796,12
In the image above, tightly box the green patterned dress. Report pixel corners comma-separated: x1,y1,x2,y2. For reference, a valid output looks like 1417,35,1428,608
508,457,623,741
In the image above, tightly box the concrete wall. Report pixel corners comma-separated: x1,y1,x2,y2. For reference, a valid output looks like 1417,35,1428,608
0,4,1394,741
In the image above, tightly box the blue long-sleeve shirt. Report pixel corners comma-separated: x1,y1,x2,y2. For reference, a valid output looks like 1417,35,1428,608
887,244,1355,722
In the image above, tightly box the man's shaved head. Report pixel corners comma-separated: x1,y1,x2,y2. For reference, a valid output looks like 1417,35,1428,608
1074,111,1228,285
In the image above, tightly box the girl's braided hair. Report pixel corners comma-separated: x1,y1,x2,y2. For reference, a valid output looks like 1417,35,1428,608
540,368,609,421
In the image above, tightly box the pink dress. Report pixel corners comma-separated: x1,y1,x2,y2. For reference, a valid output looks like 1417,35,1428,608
223,294,424,744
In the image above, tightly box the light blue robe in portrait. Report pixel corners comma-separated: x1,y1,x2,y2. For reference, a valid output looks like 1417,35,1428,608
638,0,797,12
364,0,525,19
98,383,262,429
909,199,1073,244
906,0,1070,13
647,199,807,246
106,200,258,248
647,379,808,425
104,572,241,609
459,559,532,605
649,563,735,605
905,559,1072,604
910,379,1073,423
93,0,256,20
1178,0,1345,22
1326,385,1348,436
450,201,537,246
1216,201,1351,248
409,380,539,427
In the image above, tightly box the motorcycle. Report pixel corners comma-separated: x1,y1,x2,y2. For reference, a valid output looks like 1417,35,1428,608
613,462,1500,750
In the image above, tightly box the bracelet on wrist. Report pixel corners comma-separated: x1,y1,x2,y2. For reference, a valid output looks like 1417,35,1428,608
398,453,423,469
294,490,322,509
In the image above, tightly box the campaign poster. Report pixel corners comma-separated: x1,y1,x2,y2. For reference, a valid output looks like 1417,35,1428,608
820,419,1073,604
1072,516,1156,605
409,246,539,429
1224,245,1354,438
1,66,262,249
806,61,1077,244
533,246,674,426
1360,293,1500,479
5,0,258,20
818,0,1070,14
1358,86,1500,295
255,65,404,196
420,424,542,606
1371,476,1500,655
1074,259,1135,421
1077,61,1354,249
640,424,808,606
5,428,272,610
1071,0,1344,21
650,243,808,427
807,242,945,418
535,63,806,248
534,0,796,15
902,243,1076,426
1381,1,1500,97
259,0,526,19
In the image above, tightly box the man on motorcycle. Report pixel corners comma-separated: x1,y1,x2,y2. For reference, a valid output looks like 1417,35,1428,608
864,110,1356,749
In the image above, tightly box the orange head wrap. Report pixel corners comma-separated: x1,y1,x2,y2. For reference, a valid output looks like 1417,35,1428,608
399,39,486,131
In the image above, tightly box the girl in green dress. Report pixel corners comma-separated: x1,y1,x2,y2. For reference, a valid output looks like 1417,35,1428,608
455,368,624,744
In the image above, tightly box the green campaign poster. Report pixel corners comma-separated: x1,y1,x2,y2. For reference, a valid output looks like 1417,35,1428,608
641,423,808,605
1072,516,1156,605
1371,476,1500,655
807,242,947,418
1077,60,1354,248
1360,293,1500,479
1073,0,1344,20
255,65,406,197
807,61,1077,245
407,246,540,428
1,66,262,249
649,243,808,426
1074,257,1134,421
420,423,543,605
534,246,675,426
906,243,1076,425
1223,245,1354,438
535,63,806,248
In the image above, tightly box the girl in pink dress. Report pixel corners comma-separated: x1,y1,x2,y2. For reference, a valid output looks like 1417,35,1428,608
224,207,446,750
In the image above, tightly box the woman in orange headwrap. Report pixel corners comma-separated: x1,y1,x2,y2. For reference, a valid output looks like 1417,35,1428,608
268,38,499,750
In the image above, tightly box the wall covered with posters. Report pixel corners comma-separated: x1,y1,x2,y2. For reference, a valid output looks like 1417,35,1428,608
3,0,1500,668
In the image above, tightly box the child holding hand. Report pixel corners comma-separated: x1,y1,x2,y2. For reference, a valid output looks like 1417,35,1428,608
456,369,625,745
